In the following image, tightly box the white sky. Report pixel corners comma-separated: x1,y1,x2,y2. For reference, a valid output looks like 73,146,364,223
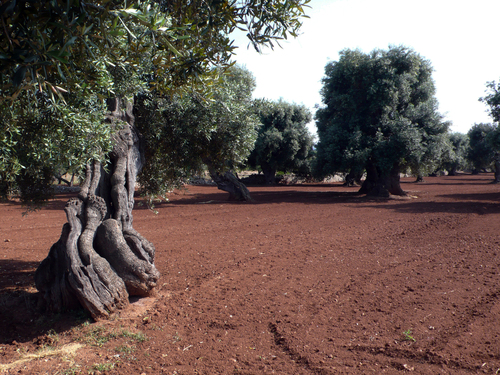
231,0,500,136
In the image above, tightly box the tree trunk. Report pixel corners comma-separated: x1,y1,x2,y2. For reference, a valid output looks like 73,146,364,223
344,168,363,187
359,162,406,197
35,98,160,320
262,165,277,185
208,168,252,201
358,161,379,195
493,153,500,184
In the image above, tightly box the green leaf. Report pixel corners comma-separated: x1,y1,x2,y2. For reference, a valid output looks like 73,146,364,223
62,36,78,52
46,51,69,64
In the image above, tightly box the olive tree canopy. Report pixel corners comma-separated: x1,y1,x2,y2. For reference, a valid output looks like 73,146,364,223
1,0,310,203
136,65,260,201
247,99,314,185
315,46,449,196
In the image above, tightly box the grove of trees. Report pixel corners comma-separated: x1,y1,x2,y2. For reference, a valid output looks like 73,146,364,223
3,0,500,320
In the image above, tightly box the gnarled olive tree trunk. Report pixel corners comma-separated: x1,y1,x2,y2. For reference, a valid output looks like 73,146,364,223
359,161,406,197
35,98,160,320
207,168,252,201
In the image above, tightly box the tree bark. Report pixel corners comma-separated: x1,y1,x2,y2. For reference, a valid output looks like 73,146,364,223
493,152,500,184
262,165,277,185
344,168,363,187
208,168,252,201
358,161,379,195
359,162,406,197
35,97,160,320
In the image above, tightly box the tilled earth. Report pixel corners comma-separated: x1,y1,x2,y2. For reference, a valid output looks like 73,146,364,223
1,174,500,374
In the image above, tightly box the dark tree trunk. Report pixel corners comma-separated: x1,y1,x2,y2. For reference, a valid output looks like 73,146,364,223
359,162,406,197
493,153,500,184
208,168,252,201
262,165,277,185
358,161,379,195
415,173,424,183
344,168,363,187
35,98,160,320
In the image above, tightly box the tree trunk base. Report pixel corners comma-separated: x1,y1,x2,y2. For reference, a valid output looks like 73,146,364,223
359,163,406,197
35,98,160,320
209,170,252,201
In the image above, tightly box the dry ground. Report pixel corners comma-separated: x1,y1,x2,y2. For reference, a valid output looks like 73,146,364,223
1,174,500,374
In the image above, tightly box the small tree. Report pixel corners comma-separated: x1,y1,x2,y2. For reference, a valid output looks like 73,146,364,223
247,99,314,184
467,123,496,174
479,80,500,182
480,80,500,124
406,131,450,182
315,46,449,196
440,132,470,176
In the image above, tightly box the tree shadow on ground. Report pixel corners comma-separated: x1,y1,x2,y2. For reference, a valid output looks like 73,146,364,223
160,181,500,216
0,259,40,292
0,259,90,345
0,193,77,211
406,180,494,187
404,173,496,184
357,195,500,215
163,187,364,206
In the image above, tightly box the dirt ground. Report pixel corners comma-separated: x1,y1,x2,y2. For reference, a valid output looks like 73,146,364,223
1,173,500,374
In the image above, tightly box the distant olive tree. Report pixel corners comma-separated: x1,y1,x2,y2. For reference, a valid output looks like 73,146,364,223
480,80,500,124
480,80,500,182
467,123,496,174
247,99,314,184
315,46,449,196
440,132,470,176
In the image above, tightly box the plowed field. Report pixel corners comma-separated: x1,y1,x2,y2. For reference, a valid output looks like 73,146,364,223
1,174,500,374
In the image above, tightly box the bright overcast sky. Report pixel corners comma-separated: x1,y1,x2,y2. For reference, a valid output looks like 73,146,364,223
231,0,500,136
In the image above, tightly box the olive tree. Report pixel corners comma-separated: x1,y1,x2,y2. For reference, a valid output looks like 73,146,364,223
480,80,500,124
315,46,449,197
467,123,496,174
440,132,470,176
247,99,314,185
136,65,260,201
1,0,310,319
479,80,500,182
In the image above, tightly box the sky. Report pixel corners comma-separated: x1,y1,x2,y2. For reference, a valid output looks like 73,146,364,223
230,0,500,136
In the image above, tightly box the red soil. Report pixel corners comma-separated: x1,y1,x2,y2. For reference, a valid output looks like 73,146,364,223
1,174,500,374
